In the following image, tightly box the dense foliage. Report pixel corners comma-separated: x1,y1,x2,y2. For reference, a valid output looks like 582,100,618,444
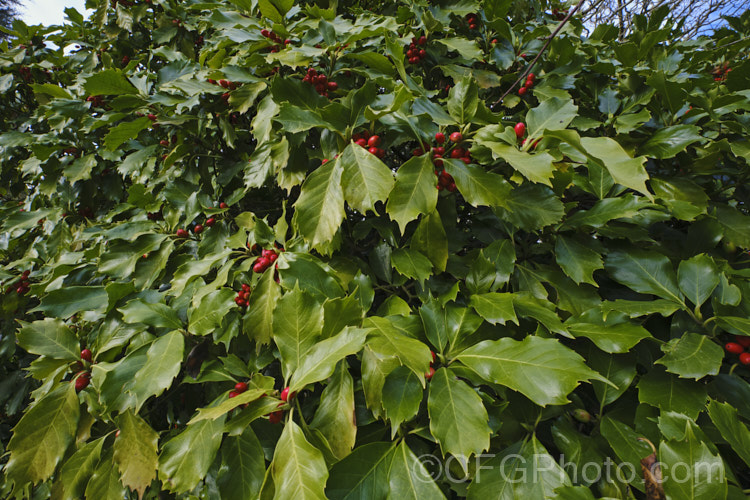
1,0,750,498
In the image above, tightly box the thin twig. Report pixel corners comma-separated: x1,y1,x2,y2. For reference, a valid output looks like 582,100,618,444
491,0,586,109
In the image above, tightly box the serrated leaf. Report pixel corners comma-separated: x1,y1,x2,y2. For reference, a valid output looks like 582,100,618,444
188,288,236,335
388,441,447,499
57,437,105,500
217,427,266,500
391,248,433,284
104,117,151,151
655,332,723,380
16,318,80,361
84,448,128,500
411,210,448,272
189,389,268,424
381,366,423,438
289,326,367,392
707,400,750,468
113,410,159,499
526,97,578,139
555,235,604,285
5,384,80,490
457,336,608,406
605,249,684,304
158,416,225,494
245,270,282,347
340,142,395,213
84,69,138,95
118,299,182,330
310,362,357,460
326,442,395,500
292,160,345,248
271,421,329,500
129,331,185,412
273,286,324,377
485,143,556,185
33,286,108,318
447,75,478,124
637,367,707,419
443,158,511,207
640,125,704,159
428,367,491,473
469,292,517,325
386,154,438,233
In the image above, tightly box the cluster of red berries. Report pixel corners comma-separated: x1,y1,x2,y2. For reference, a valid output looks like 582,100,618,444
431,131,468,192
62,147,81,157
352,131,386,158
302,68,337,97
252,248,279,273
466,13,480,30
551,8,567,20
228,381,248,399
5,270,31,296
724,336,750,365
74,349,93,392
234,284,252,308
515,121,541,149
518,72,536,96
712,62,731,82
86,95,105,107
426,351,437,380
405,36,427,65
18,66,32,82
260,29,291,53
207,78,240,90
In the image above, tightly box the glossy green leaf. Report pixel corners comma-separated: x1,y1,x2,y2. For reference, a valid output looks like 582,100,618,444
309,362,357,460
656,332,723,380
386,154,439,233
289,326,367,392
271,421,329,500
340,142,395,214
16,318,80,361
113,410,159,499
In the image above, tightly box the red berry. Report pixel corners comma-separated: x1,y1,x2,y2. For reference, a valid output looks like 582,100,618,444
368,146,379,155
260,29,270,37
425,367,435,380
367,135,381,148
514,122,526,138
527,73,535,81
450,148,465,159
228,390,239,398
355,138,367,147
147,113,157,121
430,351,436,363
22,270,30,278
725,342,744,354
327,81,338,91
518,86,527,96
219,202,228,209
205,218,215,227
176,229,189,238
235,382,248,393
74,372,90,392
269,410,283,424
449,132,462,143
435,132,445,144
741,353,750,365
80,349,92,362
252,262,265,273
418,36,427,45
280,387,296,402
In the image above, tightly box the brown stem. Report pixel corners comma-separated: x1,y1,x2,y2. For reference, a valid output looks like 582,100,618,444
491,0,586,109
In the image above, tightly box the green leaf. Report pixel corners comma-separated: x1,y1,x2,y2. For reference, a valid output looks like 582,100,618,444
289,326,367,392
104,117,151,151
273,286,324,377
435,37,483,60
381,366,423,437
599,416,652,490
554,235,603,285
388,441,447,499
33,286,108,318
292,160,345,248
188,288,236,335
365,316,433,382
340,142,395,214
469,292,517,325
457,336,608,406
707,400,750,468
677,254,719,308
484,143,556,185
245,270,282,347
84,448,128,500
605,249,684,304
129,331,185,412
271,421,329,500
326,442,395,500
16,318,80,361
65,154,98,182
447,75,479,124
715,205,750,248
410,210,448,272
640,125,704,159
113,410,159,499
386,154,439,233
428,367,491,472
500,183,565,230
189,389,269,424
587,349,637,407
275,105,330,133
57,437,105,500
660,422,727,500
83,69,138,95
5,384,80,490
158,416,225,494
310,362,357,460
443,158,511,207
564,194,650,228
566,313,652,354
118,299,182,330
217,428,266,500
656,332,723,380
526,97,578,139
637,367,707,419
391,248,433,284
